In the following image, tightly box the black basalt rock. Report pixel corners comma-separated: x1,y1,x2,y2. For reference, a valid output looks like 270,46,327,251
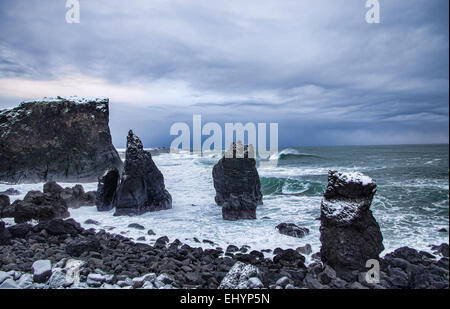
96,168,120,211
0,97,123,184
319,170,384,274
212,142,263,220
113,131,172,216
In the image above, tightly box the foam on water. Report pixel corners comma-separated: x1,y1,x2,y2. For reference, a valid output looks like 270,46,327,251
1,144,448,259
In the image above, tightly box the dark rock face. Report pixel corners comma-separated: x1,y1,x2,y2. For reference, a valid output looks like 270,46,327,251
0,194,11,218
96,168,120,211
44,181,96,208
0,221,11,245
113,131,172,216
0,97,123,184
212,142,263,220
320,170,384,273
11,190,70,224
382,246,449,289
276,223,309,238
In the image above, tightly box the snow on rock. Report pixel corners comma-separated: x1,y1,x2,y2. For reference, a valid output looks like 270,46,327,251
320,170,384,273
218,261,261,289
31,260,52,283
321,170,377,225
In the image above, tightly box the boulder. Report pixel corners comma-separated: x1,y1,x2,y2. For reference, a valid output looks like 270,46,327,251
319,170,384,273
0,188,20,195
0,96,123,184
10,190,69,223
113,131,172,216
0,221,11,245
44,181,96,208
276,223,309,238
96,168,120,211
212,142,262,220
31,260,52,283
66,239,101,257
0,194,12,218
218,261,261,289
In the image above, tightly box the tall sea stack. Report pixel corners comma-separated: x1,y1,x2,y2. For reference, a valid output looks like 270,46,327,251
212,142,263,220
0,97,123,183
112,130,172,216
319,170,384,274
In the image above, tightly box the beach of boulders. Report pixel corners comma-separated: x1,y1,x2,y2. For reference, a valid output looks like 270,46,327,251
0,217,448,289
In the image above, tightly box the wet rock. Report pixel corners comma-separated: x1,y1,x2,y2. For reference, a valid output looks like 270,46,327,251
31,260,52,283
0,221,11,245
0,97,123,184
113,131,172,216
0,188,20,196
431,243,449,258
128,223,145,230
276,223,309,238
96,168,120,211
7,223,32,238
11,190,70,223
84,219,100,225
44,181,96,208
147,229,156,235
218,261,261,289
66,239,101,257
213,142,263,220
0,194,12,218
320,171,383,273
296,244,312,255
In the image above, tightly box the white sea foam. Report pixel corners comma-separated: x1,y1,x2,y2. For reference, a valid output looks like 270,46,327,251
1,149,448,259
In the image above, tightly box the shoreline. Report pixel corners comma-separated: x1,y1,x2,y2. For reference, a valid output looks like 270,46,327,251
1,218,448,289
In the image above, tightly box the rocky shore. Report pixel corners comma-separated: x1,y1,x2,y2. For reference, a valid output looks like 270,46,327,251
0,216,448,289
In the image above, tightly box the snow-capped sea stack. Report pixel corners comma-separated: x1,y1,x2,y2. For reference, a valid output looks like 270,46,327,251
212,142,263,220
320,171,384,274
0,96,123,184
112,131,172,216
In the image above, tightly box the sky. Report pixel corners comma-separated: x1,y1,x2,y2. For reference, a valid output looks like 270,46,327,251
0,0,448,148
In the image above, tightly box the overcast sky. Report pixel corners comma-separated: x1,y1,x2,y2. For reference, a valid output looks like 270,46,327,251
0,0,448,147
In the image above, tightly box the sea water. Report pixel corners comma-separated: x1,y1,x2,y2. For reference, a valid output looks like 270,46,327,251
1,144,448,258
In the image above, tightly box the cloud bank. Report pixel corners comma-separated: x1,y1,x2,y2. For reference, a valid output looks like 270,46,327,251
0,0,448,147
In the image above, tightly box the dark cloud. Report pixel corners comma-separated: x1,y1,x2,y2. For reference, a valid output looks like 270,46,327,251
0,0,448,147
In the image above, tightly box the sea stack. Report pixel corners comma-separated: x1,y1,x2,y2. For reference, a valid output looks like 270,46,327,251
0,96,123,184
112,130,172,216
212,142,263,220
319,170,384,274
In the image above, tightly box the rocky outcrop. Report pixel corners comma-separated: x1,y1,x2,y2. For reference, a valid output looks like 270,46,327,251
43,181,96,208
0,96,123,184
1,182,94,223
0,194,11,218
319,171,384,274
276,223,309,238
113,131,172,216
96,168,120,211
9,190,70,224
212,142,263,220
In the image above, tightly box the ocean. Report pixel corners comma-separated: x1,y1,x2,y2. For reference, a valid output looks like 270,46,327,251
1,144,448,259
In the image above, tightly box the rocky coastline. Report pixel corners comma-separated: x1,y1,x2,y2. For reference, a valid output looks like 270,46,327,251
0,97,448,290
0,217,448,289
